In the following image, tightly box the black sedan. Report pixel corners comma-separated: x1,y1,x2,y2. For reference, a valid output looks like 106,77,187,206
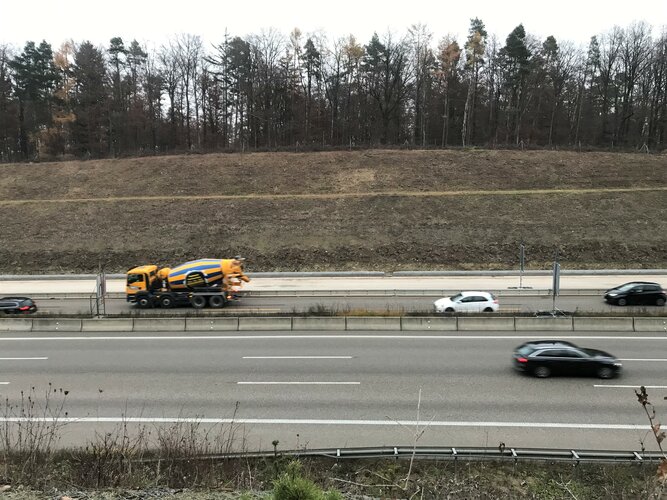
0,296,38,314
604,281,666,306
512,340,622,379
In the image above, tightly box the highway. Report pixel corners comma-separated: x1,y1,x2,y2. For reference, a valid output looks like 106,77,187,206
0,329,665,452
3,273,667,296
24,294,667,316
2,273,665,316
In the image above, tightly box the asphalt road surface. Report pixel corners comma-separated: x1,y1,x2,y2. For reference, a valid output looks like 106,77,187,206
0,329,665,452
29,294,667,316
4,273,665,315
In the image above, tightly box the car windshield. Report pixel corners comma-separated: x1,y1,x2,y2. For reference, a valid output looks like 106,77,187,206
516,346,535,356
614,283,637,292
450,293,463,302
127,273,144,284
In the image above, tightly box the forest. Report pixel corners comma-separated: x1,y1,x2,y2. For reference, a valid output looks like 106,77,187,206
0,19,665,162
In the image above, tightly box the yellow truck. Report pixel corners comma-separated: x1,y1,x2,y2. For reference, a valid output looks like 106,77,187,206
126,257,250,309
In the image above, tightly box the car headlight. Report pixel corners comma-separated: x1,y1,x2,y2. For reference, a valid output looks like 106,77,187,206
613,362,622,367
607,292,617,296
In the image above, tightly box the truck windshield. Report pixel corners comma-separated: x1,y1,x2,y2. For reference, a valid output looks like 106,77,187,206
127,274,144,284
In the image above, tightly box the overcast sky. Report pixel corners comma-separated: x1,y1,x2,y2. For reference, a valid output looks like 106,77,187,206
1,0,665,51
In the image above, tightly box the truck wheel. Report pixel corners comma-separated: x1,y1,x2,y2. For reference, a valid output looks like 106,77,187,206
137,296,152,309
160,295,174,308
208,295,226,308
191,295,207,309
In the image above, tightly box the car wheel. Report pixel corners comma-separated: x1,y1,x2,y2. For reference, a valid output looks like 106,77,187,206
191,295,207,309
160,296,174,308
137,296,152,309
445,307,455,313
534,366,551,378
208,295,225,308
597,366,614,379
483,307,494,312
617,298,627,306
657,298,666,306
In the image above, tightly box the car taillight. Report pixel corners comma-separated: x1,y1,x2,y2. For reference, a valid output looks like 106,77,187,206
493,299,499,304
19,305,30,311
516,357,528,363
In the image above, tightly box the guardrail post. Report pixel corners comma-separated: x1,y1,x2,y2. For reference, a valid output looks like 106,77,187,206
571,450,580,465
511,448,518,464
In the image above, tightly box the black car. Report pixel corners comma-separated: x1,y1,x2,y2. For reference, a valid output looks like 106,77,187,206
0,296,38,314
604,281,666,306
512,340,622,379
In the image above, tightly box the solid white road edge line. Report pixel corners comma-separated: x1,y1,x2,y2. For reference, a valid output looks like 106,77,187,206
618,359,667,361
594,385,667,389
0,382,9,385
0,357,48,360
242,356,353,359
237,381,360,385
1,335,667,341
0,417,651,430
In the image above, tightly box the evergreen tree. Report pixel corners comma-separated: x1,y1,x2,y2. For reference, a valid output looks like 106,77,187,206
71,41,109,157
499,24,532,144
9,40,59,158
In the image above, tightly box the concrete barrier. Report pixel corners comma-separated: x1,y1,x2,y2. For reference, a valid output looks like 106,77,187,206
238,317,292,331
0,319,33,331
132,318,186,332
400,317,457,331
345,317,401,331
292,317,346,331
0,314,659,333
515,317,573,331
632,317,667,332
82,318,134,332
457,317,515,331
185,318,239,331
31,319,82,332
573,317,634,331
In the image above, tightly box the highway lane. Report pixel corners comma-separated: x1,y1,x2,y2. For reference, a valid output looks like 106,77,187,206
0,330,665,451
31,294,667,315
3,273,667,295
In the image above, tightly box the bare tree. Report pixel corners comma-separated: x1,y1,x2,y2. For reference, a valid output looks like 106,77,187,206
462,18,487,147
174,34,203,150
435,35,461,147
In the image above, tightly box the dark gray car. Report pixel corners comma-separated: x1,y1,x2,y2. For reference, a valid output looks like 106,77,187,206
513,340,622,379
604,281,666,306
0,296,38,314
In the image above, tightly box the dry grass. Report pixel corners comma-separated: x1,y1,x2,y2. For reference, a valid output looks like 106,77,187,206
0,150,665,273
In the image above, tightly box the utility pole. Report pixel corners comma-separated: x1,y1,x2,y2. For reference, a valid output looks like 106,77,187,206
552,249,561,313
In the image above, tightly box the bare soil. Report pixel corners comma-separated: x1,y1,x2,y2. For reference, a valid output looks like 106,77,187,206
0,150,665,273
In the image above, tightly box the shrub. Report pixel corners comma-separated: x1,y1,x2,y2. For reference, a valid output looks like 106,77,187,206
272,460,342,500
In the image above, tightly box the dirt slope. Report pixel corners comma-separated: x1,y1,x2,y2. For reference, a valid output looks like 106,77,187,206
0,150,665,273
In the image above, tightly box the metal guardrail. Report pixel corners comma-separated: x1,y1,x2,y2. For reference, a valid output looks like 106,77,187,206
134,445,665,465
26,289,606,300
1,269,665,280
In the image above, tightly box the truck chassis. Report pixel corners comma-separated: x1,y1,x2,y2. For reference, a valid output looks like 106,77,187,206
129,286,231,309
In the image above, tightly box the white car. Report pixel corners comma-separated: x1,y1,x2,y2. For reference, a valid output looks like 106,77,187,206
434,291,499,313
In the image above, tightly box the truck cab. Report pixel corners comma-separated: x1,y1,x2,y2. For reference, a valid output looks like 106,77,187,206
126,265,159,302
